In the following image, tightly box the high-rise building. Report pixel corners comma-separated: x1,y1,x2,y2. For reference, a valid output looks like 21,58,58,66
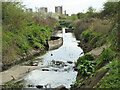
64,10,66,15
40,7,48,13
55,6,62,14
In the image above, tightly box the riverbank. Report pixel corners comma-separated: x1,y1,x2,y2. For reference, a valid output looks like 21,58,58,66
74,44,111,89
71,4,120,87
1,65,49,84
2,2,58,71
1,35,64,84
2,46,46,71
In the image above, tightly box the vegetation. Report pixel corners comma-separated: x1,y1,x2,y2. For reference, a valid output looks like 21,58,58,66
2,81,24,89
77,56,96,76
71,54,95,89
71,1,120,89
2,2,57,66
95,60,120,88
96,47,116,65
2,1,120,89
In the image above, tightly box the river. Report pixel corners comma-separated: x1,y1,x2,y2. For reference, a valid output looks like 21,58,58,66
20,28,84,88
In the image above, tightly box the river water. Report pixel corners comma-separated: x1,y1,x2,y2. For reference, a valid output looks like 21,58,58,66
21,28,83,88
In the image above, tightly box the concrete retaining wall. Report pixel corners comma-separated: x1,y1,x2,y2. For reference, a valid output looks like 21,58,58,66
48,37,63,50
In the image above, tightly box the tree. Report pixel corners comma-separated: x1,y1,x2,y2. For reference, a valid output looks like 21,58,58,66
116,1,120,51
87,6,95,13
102,2,118,16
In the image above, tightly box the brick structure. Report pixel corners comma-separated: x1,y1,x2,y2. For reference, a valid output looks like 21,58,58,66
55,6,62,14
40,7,48,13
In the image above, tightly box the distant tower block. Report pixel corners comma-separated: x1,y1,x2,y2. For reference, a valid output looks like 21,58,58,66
40,7,48,13
64,10,66,15
55,6,62,14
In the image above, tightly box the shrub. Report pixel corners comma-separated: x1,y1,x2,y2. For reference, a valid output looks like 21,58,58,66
96,60,120,88
33,42,42,49
81,30,100,44
77,60,96,76
70,79,84,90
97,48,116,65
68,24,74,28
74,18,92,40
77,54,96,77
77,54,94,63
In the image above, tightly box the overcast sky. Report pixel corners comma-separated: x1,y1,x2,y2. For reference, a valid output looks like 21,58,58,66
22,0,107,15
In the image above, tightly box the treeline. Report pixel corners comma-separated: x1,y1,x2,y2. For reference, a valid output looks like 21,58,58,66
2,2,58,67
71,1,120,89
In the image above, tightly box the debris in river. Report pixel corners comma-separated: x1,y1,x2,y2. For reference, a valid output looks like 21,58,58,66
51,54,53,56
11,75,15,80
36,85,43,89
51,60,55,64
56,61,63,65
67,61,73,64
42,68,49,71
64,64,68,67
32,62,38,66
27,84,34,87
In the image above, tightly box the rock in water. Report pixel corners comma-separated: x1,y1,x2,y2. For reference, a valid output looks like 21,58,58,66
55,85,68,90
32,62,38,66
42,68,49,71
28,84,34,87
36,85,43,89
67,61,73,64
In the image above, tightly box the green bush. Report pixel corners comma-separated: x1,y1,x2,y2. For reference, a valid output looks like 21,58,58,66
68,23,74,28
77,54,96,76
81,30,100,44
77,54,94,63
70,79,84,90
97,48,116,65
77,60,96,76
2,2,52,64
99,48,115,61
3,81,24,89
96,60,120,88
54,22,61,27
33,42,42,49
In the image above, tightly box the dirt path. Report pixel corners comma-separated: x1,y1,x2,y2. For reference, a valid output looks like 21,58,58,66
1,65,48,84
88,44,111,56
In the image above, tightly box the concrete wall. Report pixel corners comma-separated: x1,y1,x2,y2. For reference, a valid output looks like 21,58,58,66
48,37,63,50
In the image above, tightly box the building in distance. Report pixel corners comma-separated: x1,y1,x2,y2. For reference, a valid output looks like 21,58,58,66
55,6,62,15
40,7,48,13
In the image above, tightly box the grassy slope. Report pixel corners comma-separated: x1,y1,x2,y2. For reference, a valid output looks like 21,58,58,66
71,9,119,88
2,2,57,66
